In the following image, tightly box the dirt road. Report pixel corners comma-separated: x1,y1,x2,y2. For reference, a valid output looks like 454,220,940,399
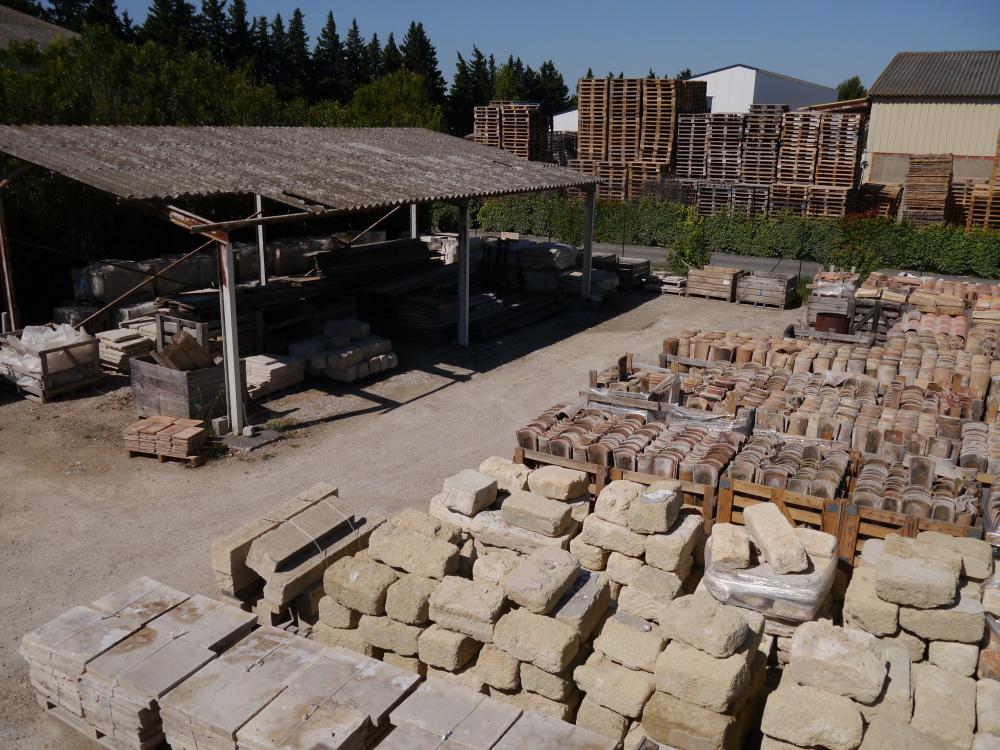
0,293,800,748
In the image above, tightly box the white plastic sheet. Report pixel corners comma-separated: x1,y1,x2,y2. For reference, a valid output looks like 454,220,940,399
0,324,94,387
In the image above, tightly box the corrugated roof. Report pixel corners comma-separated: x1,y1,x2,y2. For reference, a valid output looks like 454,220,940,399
0,126,599,215
870,51,1000,98
0,6,77,49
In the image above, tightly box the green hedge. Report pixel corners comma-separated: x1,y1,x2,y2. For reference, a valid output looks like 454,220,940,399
474,195,1000,278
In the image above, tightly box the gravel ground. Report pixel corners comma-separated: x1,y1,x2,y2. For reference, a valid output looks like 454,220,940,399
0,292,802,748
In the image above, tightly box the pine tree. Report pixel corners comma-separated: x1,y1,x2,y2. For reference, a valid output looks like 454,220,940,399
284,8,310,99
470,47,494,105
647,68,656,78
85,0,124,37
46,0,88,31
447,51,474,135
250,15,272,82
537,60,569,113
381,32,402,74
198,0,228,60
585,68,594,78
400,21,446,102
142,0,199,50
367,33,383,80
121,10,138,42
269,14,288,90
342,19,370,95
312,11,343,102
4,1,44,18
226,0,252,67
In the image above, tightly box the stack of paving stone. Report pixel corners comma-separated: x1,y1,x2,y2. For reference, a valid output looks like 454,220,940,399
289,318,397,383
97,328,155,373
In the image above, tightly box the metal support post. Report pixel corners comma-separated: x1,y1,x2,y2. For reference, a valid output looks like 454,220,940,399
255,194,267,286
217,237,245,435
457,202,470,347
582,186,596,300
0,192,20,329
410,203,418,239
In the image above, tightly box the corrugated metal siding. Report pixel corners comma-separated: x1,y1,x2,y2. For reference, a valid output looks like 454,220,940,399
867,101,1000,156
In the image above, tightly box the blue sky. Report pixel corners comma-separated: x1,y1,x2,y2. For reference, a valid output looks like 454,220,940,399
115,0,1000,89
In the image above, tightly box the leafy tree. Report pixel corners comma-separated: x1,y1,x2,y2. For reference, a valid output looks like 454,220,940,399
676,68,692,80
318,69,445,129
142,0,199,50
837,75,868,100
367,33,383,79
197,0,228,61
284,8,310,99
400,21,445,102
225,0,252,67
46,0,88,31
381,32,402,74
311,11,342,101
342,18,369,95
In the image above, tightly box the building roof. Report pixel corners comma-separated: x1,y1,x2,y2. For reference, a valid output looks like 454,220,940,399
799,97,870,113
691,64,834,90
870,51,1000,98
0,126,598,216
0,6,77,49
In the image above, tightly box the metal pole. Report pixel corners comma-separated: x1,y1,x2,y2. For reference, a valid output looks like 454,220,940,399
0,193,20,330
457,202,470,347
582,186,596,300
217,237,245,435
410,204,418,239
255,194,267,287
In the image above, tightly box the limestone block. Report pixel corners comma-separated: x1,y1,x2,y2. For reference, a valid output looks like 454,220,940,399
428,576,507,642
381,651,425,676
876,535,961,609
860,641,912,723
367,522,459,579
479,456,531,493
488,685,578,722
501,490,572,536
429,492,475,533
593,612,666,672
582,515,646,557
323,556,398,615
974,735,1000,750
493,609,579,674
654,640,753,713
311,623,377,656
594,480,645,526
794,527,837,559
606,552,643,585
472,545,521,587
743,502,809,574
628,481,682,534
929,640,980,677
574,652,655,719
707,523,751,570
521,662,575,701
859,539,885,568
788,622,888,704
503,548,580,614
911,663,976,749
458,537,476,578
576,695,629,744
317,596,360,629
392,508,462,544
418,624,480,671
916,531,994,580
879,628,926,663
660,593,752,659
981,629,1000,681
760,683,864,750
441,469,498,515
984,586,1000,617
384,574,437,626
358,615,423,656
843,567,899,636
570,536,610,571
859,716,942,750
899,583,985,644
641,690,737,750
470,511,574,555
425,665,486,694
978,678,1000,736
644,515,704,573
528,465,589,500
618,566,685,624
475,643,520,691
550,571,611,642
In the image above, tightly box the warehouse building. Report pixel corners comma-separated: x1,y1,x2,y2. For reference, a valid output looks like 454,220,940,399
690,64,836,113
865,50,1000,183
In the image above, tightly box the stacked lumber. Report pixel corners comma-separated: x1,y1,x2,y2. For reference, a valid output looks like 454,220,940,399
123,416,206,460
815,113,863,188
686,265,745,301
696,183,731,216
577,78,609,161
607,78,642,162
769,183,809,216
901,154,953,225
776,112,821,185
96,329,154,373
244,354,305,399
740,104,786,186
473,104,501,147
639,78,677,164
705,114,744,182
731,183,769,217
857,183,902,218
675,113,709,179
288,318,397,384
807,185,851,218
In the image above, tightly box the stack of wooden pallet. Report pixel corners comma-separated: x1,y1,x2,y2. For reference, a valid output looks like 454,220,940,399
607,78,642,163
473,105,501,147
697,183,732,216
244,354,305,399
807,185,852,218
815,113,862,188
857,183,902,217
901,154,953,225
627,162,663,197
96,329,154,373
966,132,1000,230
576,78,608,161
471,102,549,161
705,113,744,182
123,416,207,463
731,183,769,216
949,178,985,224
740,103,785,186
595,161,628,201
776,112,821,185
770,183,809,216
639,78,677,164
674,113,709,179
685,265,745,301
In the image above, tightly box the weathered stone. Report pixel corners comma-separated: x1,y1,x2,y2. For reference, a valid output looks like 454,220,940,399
859,716,942,750
358,615,423,656
859,641,912,723
550,571,611,642
368,522,459,579
641,690,737,750
479,456,531,493
574,652,655,719
661,593,752,659
843,566,899,636
527,465,589,500
521,662,575,701
708,523,751,570
973,735,1000,750
576,695,629,744
429,492,475,533
594,480,645,526
441,469,498,515
617,566,685,624
876,535,961,609
323,556,398,615
760,683,864,750
393,507,462,544
899,583,986,644
911,663,976,749
606,552,643,585
457,537,476,578
917,531,994,580
858,538,885,568
788,622,888,704
317,596,360,629
929,640,980,676
503,548,580,614
794,527,837,559
418,624,480,670
981,628,1000,680
384,574,437,626
311,622,377,656
743,503,809,574
470,511,574,555
471,545,521,587
501,490,573,536
978,678,1000,735
570,536,610,571
627,481,682,534
984,586,1000,617
475,643,521,691
644,515,704,573
428,576,507,642
760,739,804,750
425,665,486,694
623,724,660,750
493,609,579,674
582,515,646,557
381,651,425,676
593,612,666,672
654,639,753,713
878,628,926,663
488,685,578,721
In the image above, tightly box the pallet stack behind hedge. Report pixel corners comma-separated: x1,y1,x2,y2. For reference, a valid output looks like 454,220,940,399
472,102,550,162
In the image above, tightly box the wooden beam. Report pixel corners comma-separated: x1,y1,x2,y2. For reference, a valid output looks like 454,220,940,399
188,209,332,234
255,194,267,286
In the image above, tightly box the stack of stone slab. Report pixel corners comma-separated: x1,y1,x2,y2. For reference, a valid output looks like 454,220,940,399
289,318,397,383
210,483,384,627
21,577,256,750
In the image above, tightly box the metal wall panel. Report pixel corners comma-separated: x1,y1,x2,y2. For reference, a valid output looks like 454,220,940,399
867,100,1000,157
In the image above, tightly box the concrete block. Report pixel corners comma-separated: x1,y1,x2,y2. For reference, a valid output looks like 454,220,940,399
472,545,521,587
653,640,753,713
876,535,961,609
641,690,737,750
393,507,462,544
311,623,377,657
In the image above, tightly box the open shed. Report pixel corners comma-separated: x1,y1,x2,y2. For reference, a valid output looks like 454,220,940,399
0,125,600,433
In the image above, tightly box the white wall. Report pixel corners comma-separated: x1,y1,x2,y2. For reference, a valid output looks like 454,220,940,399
553,109,578,133
691,66,757,113
753,71,836,110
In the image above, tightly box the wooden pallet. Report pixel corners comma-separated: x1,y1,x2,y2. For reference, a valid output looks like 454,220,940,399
596,161,629,201
0,328,102,403
901,154,953,225
513,446,609,496
610,467,715,532
736,270,796,309
730,183,769,217
716,478,842,536
675,113,709,179
744,104,787,140
685,265,744,301
647,274,687,295
696,183,732,216
807,185,851,218
577,78,610,160
770,183,809,216
857,182,902,218
127,448,205,467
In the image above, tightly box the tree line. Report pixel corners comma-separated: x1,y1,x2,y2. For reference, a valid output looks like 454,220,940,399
3,0,572,134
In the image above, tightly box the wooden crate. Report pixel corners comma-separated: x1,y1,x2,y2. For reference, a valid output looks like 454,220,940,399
0,328,101,403
513,446,610,496
735,271,796,309
130,356,244,422
685,266,745,302
610,467,715,532
716,478,842,535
